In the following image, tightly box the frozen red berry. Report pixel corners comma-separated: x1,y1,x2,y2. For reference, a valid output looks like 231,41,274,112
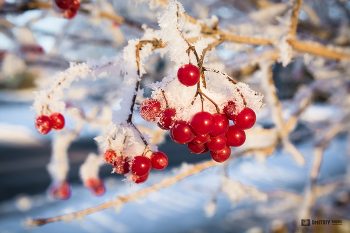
139,99,161,122
55,0,74,9
132,173,149,184
104,150,115,163
206,135,227,151
177,64,201,86
191,111,215,135
85,178,105,196
63,9,77,19
113,155,130,174
187,141,206,154
71,0,80,10
223,101,237,120
211,114,229,136
151,151,168,170
35,115,52,135
131,156,151,177
157,108,176,130
210,146,231,162
50,180,70,200
170,121,195,144
192,134,210,144
234,108,256,130
50,112,65,130
226,125,246,147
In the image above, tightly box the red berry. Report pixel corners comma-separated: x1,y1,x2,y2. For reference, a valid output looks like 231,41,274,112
139,99,161,122
200,146,210,154
35,115,52,135
113,155,130,175
63,9,77,19
210,146,231,162
50,180,70,200
211,114,229,136
191,111,215,135
226,125,246,147
234,108,256,130
20,44,44,55
85,178,105,196
192,134,210,144
187,141,206,154
151,151,168,170
71,0,80,10
170,121,195,144
55,0,73,9
206,135,227,151
223,101,237,120
131,156,151,176
50,112,65,130
104,150,115,163
132,173,149,184
177,64,201,86
157,108,176,130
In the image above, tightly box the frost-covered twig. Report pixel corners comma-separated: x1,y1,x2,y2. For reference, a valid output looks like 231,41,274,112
260,59,305,165
287,0,303,39
26,148,272,226
297,113,350,232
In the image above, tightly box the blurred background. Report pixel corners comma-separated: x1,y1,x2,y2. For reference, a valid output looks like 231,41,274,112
1,0,350,232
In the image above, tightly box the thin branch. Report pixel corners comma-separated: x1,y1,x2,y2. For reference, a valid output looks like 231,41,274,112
288,0,304,39
27,148,270,227
260,60,305,165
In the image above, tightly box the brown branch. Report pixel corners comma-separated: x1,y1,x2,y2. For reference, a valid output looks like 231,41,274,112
27,147,270,227
288,39,350,60
288,0,304,39
260,60,305,165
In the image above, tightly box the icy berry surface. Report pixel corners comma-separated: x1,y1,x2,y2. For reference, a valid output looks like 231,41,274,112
35,115,52,135
139,99,161,122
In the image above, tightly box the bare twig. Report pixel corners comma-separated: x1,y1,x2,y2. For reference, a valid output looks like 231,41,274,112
288,0,304,39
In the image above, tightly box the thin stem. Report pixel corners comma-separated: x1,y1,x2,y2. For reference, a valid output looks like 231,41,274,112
129,122,148,146
203,67,247,106
161,90,169,108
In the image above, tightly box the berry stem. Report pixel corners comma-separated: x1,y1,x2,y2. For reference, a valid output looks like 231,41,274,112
202,67,247,106
161,90,169,108
192,82,220,114
129,122,148,146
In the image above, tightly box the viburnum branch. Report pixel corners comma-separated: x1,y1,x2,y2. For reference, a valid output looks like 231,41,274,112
153,0,350,61
260,60,305,165
288,0,304,39
297,113,350,232
126,39,165,124
26,147,275,227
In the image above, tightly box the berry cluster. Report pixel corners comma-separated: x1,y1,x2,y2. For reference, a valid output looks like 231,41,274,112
104,150,168,184
140,64,257,163
54,0,80,19
35,112,65,135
